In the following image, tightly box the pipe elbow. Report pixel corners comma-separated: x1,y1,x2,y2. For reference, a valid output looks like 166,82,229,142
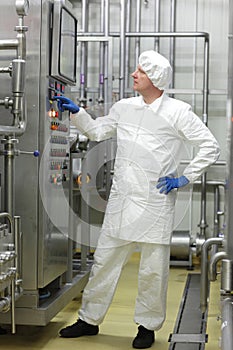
209,251,228,281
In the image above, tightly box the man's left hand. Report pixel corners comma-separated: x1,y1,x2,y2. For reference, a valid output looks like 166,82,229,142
156,175,189,194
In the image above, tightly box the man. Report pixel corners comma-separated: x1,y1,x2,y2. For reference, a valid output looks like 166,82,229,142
54,50,220,349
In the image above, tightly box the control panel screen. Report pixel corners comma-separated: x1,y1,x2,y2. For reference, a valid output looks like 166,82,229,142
59,8,76,83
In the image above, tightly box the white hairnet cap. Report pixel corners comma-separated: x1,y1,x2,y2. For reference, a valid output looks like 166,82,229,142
139,50,172,90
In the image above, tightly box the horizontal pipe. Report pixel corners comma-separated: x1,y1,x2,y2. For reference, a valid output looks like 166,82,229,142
0,39,18,50
0,67,11,74
71,85,227,96
194,180,226,187
181,160,226,166
77,31,209,39
0,123,26,136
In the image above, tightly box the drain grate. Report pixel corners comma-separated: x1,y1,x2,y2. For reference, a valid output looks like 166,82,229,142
168,273,208,350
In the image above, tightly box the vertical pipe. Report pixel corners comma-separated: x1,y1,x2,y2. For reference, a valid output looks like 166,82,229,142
104,0,110,108
67,153,74,283
169,0,176,88
119,0,126,99
191,0,198,108
226,0,233,260
125,0,131,90
98,0,105,104
200,237,223,312
11,278,16,334
202,37,209,126
3,138,16,217
154,0,160,52
80,155,90,270
135,0,141,67
214,186,220,232
133,0,141,97
199,37,209,237
14,216,21,279
221,1,233,345
80,0,89,107
211,186,220,256
221,298,233,350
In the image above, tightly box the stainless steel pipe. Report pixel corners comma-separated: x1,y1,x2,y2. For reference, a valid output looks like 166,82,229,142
14,216,22,280
98,0,105,104
200,237,223,313
77,31,209,39
125,0,131,90
221,297,233,350
0,39,18,50
0,3,28,136
209,251,227,281
221,259,233,292
2,138,18,216
154,0,160,52
79,0,89,107
119,0,126,99
169,0,176,88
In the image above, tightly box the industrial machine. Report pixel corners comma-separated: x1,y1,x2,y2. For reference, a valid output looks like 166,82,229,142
0,0,92,331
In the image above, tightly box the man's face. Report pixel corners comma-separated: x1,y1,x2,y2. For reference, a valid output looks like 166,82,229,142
131,65,154,93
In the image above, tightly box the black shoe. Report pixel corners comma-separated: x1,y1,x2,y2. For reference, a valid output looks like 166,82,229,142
132,325,155,349
59,319,99,338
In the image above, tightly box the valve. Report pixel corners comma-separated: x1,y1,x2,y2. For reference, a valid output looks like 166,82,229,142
16,149,40,157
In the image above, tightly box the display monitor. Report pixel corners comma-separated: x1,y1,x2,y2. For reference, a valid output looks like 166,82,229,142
50,1,77,85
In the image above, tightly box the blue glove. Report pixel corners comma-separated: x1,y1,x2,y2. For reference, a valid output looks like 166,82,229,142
53,96,80,114
156,175,189,194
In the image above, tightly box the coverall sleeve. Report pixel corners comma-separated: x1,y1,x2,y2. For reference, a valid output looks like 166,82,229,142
70,104,119,142
176,106,220,183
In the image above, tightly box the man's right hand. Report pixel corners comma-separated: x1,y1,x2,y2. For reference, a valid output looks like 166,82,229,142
54,96,80,114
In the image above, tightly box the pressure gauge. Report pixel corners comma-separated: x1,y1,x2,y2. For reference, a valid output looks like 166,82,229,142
16,0,29,16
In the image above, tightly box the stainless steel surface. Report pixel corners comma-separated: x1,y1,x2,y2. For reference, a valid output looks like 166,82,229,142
78,31,210,38
79,0,88,107
0,0,92,328
221,259,233,292
0,271,90,326
200,237,223,313
226,0,233,261
221,297,233,350
75,35,113,107
13,216,22,281
169,0,176,88
16,0,29,16
135,0,141,85
119,0,126,99
125,0,131,90
0,211,17,333
0,0,28,136
220,0,233,344
154,0,160,52
170,231,191,259
209,251,228,281
2,138,18,217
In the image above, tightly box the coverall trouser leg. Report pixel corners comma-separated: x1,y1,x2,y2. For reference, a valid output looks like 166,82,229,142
78,233,170,331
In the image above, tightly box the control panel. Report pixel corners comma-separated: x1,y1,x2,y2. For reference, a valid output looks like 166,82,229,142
47,78,70,186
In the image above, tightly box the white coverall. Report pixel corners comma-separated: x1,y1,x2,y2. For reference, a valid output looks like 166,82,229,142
71,92,220,330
